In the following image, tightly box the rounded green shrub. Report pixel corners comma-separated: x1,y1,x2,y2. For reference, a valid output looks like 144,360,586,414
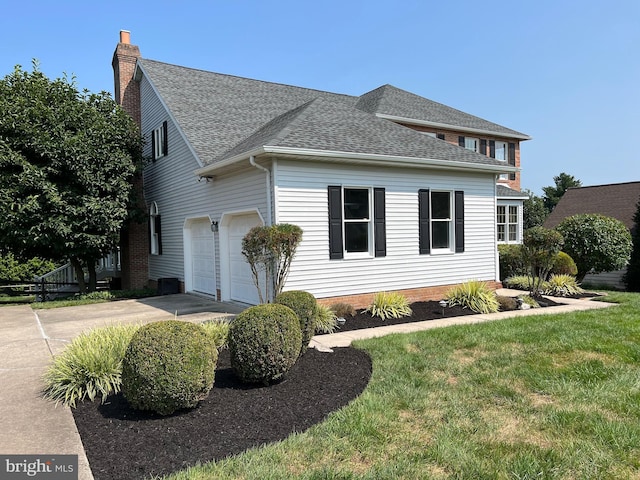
498,244,526,281
552,251,578,276
121,320,218,416
229,304,302,384
275,290,318,354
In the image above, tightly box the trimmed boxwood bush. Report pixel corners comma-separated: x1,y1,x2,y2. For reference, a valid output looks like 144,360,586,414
229,304,302,384
552,251,578,276
275,290,318,354
121,321,218,416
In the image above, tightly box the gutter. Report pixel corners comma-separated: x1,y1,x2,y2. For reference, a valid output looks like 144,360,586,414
375,113,532,141
194,146,519,177
250,155,272,226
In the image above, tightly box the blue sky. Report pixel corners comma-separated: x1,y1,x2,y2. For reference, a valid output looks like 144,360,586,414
2,0,638,195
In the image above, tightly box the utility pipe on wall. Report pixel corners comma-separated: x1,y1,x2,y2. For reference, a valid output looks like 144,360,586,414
249,156,272,226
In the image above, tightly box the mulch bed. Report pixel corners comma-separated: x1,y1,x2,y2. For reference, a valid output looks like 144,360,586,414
73,347,372,480
331,297,566,333
72,294,584,480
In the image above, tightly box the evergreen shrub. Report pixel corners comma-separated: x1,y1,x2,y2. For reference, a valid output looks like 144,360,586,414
228,304,302,384
275,290,318,354
121,321,218,416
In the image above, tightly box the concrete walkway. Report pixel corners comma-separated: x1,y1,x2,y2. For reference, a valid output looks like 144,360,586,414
0,292,617,480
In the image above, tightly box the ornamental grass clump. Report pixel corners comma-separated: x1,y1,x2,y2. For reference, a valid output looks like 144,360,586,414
364,292,412,320
445,280,499,314
121,321,218,416
43,323,140,407
275,290,318,354
315,303,339,334
229,304,302,385
543,274,584,297
201,319,230,350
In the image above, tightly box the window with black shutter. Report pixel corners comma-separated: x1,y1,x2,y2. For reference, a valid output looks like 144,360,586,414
328,186,386,259
418,189,464,254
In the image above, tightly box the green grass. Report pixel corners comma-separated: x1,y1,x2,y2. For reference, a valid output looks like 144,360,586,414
32,288,157,309
162,291,640,479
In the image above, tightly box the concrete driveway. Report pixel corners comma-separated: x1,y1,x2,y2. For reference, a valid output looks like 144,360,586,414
0,294,245,480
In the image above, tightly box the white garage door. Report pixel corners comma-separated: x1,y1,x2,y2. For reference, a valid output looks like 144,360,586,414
190,219,216,295
229,213,262,304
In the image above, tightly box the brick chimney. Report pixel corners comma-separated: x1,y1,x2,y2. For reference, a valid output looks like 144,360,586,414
112,30,141,126
112,31,148,290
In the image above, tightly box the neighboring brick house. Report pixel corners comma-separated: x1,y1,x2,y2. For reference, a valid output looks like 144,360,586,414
112,31,530,305
544,181,640,289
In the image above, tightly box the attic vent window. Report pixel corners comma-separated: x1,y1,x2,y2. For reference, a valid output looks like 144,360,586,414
152,121,168,161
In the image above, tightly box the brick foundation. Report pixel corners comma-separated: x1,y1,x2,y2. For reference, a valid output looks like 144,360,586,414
316,281,503,310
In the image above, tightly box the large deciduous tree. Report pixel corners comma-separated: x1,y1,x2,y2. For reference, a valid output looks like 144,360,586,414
0,63,143,292
522,189,547,229
556,214,632,282
542,172,581,213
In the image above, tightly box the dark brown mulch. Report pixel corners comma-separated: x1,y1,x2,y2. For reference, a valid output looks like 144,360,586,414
332,297,566,333
72,347,372,480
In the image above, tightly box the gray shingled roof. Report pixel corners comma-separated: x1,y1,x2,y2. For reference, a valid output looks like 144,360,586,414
356,85,530,139
497,185,528,198
544,182,640,232
138,59,525,170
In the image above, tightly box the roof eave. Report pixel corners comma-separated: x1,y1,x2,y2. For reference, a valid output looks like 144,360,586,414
376,113,532,141
194,146,519,177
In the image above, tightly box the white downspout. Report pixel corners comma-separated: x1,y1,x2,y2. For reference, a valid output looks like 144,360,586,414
250,155,272,226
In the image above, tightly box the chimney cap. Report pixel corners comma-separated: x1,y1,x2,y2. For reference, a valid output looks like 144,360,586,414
119,30,131,44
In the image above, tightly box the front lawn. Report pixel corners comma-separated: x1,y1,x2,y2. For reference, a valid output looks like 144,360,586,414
164,292,640,479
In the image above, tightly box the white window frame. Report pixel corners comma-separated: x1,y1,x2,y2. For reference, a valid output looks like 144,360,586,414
150,202,160,255
430,190,454,253
464,137,479,153
495,141,508,180
342,186,373,258
153,126,165,160
497,203,520,244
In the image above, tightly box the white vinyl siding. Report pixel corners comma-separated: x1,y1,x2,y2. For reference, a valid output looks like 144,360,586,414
140,75,268,288
274,160,497,299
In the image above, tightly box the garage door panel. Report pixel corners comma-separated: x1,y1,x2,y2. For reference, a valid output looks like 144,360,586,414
190,219,215,295
228,214,262,304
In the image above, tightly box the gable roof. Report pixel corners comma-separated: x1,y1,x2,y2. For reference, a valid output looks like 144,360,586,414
137,59,527,174
355,85,531,140
544,181,640,231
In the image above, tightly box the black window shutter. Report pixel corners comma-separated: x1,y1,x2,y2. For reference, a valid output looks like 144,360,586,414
151,130,156,162
373,188,386,257
328,186,343,260
155,215,163,255
454,191,465,253
437,133,445,140
480,139,487,156
458,136,465,147
162,121,168,156
489,140,495,158
508,143,516,180
418,189,430,254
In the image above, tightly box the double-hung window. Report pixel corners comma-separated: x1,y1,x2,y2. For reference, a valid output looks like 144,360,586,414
328,186,386,259
464,137,479,152
151,121,168,161
497,204,519,243
495,141,508,180
343,188,371,255
419,189,465,254
430,191,453,250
